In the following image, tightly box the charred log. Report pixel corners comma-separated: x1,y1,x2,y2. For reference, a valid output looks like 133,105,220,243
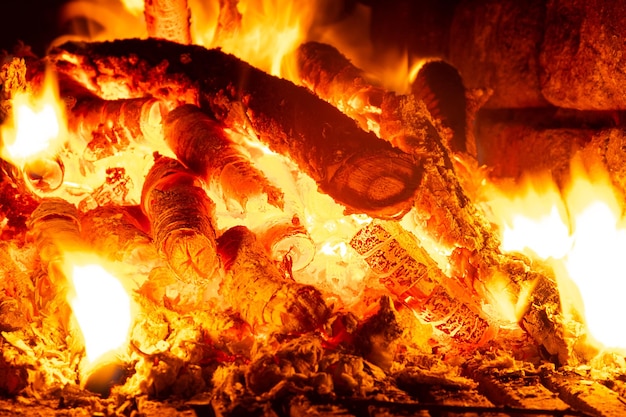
163,104,284,210
296,40,495,252
217,225,330,334
49,38,423,220
141,154,221,285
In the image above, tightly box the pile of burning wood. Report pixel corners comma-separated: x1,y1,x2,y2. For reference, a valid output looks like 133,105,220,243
1,0,626,416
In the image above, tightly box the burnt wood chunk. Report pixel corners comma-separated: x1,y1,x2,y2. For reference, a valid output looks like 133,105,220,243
49,38,423,220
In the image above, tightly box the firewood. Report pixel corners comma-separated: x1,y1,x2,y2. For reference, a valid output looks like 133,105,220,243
349,220,497,348
380,93,497,251
295,41,386,134
216,225,330,334
295,41,496,251
163,104,284,210
144,0,192,45
27,197,83,267
297,43,468,153
141,154,220,285
80,204,159,267
294,41,588,365
66,91,164,162
48,38,423,220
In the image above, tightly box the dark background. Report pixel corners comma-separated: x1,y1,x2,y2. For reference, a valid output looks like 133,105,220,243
0,0,460,59
0,0,65,55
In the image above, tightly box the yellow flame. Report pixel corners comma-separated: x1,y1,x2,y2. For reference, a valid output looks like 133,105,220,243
1,71,67,165
486,159,626,350
120,0,144,16
195,0,317,79
69,263,133,365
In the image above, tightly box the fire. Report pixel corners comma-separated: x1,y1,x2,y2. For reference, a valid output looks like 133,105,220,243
1,70,66,166
68,263,133,366
486,159,626,350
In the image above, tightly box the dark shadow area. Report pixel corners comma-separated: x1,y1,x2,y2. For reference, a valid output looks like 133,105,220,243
0,0,66,56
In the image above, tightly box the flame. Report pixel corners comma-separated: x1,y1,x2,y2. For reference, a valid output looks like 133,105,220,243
486,158,626,350
1,70,67,166
68,263,133,365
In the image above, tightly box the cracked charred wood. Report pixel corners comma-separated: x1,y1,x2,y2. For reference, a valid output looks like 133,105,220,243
350,220,497,348
48,38,423,220
141,154,221,285
144,0,191,45
217,225,330,334
381,93,497,251
164,104,284,210
66,90,164,161
295,40,495,252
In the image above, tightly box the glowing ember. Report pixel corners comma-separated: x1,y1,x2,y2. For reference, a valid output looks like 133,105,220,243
69,264,133,364
486,160,626,350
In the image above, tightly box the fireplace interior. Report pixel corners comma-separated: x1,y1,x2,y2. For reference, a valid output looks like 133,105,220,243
1,0,626,416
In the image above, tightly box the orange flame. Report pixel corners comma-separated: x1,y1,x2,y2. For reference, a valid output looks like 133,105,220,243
486,158,626,351
1,70,67,166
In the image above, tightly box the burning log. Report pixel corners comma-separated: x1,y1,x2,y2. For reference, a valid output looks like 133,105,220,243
295,40,496,251
49,38,423,220
350,220,496,348
79,204,158,268
65,89,165,161
141,154,220,284
144,0,192,45
28,197,83,268
294,41,589,364
295,41,386,134
163,104,284,210
217,225,330,334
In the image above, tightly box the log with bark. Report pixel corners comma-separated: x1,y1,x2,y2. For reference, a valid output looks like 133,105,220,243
296,40,495,252
48,38,423,220
163,104,284,210
216,225,330,334
141,154,221,285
